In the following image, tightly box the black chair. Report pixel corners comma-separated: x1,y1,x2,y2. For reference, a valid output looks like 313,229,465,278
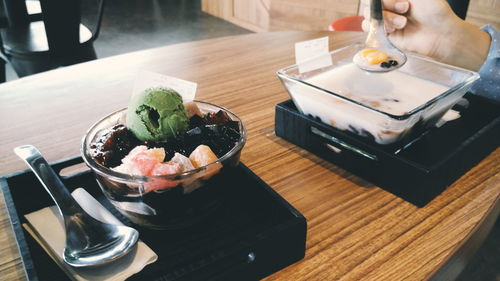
0,0,105,78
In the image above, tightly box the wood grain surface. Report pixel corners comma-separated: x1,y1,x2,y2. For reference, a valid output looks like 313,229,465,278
0,31,498,281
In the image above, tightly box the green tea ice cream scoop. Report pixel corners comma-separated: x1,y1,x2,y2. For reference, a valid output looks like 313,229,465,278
126,87,189,142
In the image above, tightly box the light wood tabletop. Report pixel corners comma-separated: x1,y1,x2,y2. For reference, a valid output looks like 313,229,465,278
0,31,498,281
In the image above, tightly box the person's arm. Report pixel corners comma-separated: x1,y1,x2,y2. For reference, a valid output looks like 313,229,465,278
363,0,490,71
469,25,500,101
363,0,499,101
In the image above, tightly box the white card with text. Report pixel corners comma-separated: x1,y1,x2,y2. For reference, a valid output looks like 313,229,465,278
295,36,332,73
133,71,197,101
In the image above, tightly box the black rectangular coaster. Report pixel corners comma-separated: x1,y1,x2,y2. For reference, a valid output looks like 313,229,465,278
275,94,500,207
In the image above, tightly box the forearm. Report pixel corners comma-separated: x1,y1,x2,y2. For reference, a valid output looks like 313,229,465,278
441,20,491,71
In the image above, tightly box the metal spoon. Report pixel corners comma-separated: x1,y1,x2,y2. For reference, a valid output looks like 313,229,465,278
14,145,139,267
353,0,407,72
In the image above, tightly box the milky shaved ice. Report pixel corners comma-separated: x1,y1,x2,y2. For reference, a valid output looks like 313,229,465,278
277,42,480,145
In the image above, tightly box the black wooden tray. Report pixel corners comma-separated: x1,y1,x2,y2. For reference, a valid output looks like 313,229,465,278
1,158,307,281
275,94,500,207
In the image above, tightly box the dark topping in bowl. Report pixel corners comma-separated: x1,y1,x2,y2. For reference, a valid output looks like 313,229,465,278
90,110,241,169
90,124,140,167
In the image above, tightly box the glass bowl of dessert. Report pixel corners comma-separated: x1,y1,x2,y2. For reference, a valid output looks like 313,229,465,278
81,88,246,229
277,43,480,145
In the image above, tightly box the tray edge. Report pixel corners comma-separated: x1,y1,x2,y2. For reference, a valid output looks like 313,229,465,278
0,177,39,281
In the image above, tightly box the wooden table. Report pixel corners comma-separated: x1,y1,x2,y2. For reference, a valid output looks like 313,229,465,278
0,31,498,281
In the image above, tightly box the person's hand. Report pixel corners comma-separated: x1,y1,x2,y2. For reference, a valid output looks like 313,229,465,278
362,0,491,70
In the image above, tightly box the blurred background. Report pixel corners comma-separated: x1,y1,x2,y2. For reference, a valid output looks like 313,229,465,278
202,0,499,32
2,0,498,82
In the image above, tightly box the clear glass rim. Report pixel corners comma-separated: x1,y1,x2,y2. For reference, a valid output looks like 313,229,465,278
81,100,246,183
276,42,480,120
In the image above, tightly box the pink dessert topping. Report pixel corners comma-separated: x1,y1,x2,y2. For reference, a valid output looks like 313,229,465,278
111,144,221,192
113,145,182,177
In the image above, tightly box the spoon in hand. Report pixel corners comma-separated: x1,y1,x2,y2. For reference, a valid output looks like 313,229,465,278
14,145,139,267
353,0,407,72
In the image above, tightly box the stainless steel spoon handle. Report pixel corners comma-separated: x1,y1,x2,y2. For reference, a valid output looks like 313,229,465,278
371,0,383,20
366,0,390,48
14,145,84,218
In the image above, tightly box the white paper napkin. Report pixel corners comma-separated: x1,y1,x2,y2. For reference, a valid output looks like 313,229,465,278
24,188,158,281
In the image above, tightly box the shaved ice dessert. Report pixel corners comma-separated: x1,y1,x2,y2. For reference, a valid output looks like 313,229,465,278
277,42,479,146
82,88,245,229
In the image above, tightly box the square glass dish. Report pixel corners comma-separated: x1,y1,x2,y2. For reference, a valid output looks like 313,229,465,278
276,43,480,144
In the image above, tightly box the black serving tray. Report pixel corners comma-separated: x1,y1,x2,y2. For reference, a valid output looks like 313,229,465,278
0,158,306,281
275,94,500,207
